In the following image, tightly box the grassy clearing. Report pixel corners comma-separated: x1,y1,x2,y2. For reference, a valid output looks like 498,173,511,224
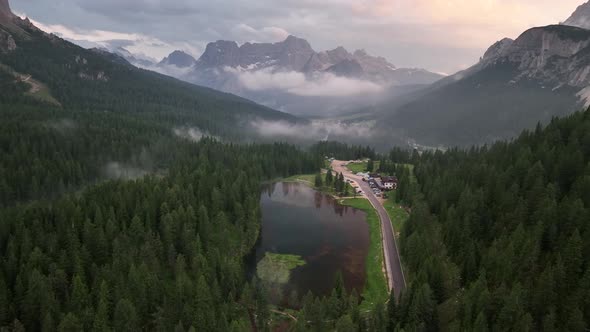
341,198,388,310
0,64,61,106
283,174,316,185
347,161,380,174
284,173,356,198
25,81,61,106
257,253,306,284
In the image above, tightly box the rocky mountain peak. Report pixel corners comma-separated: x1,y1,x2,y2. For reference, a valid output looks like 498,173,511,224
283,35,311,49
353,49,368,58
563,1,590,29
326,46,352,60
279,35,314,56
0,0,14,22
199,40,240,67
481,37,514,63
159,50,196,68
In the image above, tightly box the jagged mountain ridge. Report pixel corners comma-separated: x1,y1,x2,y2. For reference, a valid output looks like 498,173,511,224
185,35,442,85
161,35,444,116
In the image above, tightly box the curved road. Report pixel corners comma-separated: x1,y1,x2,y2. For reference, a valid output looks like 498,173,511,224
332,161,406,299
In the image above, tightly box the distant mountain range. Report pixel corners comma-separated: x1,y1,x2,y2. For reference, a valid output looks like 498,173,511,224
9,0,590,148
129,36,444,116
184,36,442,85
360,2,590,147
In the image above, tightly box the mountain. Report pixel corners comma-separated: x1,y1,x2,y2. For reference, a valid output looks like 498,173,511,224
112,46,157,67
0,0,11,21
189,36,442,85
325,59,365,78
0,4,299,141
563,0,590,29
158,50,196,68
193,35,315,72
372,24,590,147
174,35,443,116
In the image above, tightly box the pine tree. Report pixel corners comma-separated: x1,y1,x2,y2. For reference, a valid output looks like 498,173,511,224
387,290,397,331
326,170,334,186
0,276,8,326
314,173,323,188
92,281,111,332
335,315,356,332
113,299,138,332
57,313,82,332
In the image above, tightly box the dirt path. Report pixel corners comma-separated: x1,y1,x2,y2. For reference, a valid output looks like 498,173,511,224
20,74,41,93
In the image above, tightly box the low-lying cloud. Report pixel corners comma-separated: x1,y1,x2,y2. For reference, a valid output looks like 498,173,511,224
46,118,77,133
226,67,384,97
104,162,150,180
250,119,375,141
21,15,203,60
173,127,217,142
139,63,194,78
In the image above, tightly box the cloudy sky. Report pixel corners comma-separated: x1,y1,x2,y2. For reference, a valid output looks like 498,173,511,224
11,0,585,74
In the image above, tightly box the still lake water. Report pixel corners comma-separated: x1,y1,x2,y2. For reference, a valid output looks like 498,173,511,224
254,182,370,302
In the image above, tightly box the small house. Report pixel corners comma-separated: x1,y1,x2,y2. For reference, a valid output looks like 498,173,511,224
381,176,398,190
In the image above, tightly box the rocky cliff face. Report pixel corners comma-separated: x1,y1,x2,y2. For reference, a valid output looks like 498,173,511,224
476,26,590,88
564,1,590,29
0,0,12,22
0,30,15,52
0,0,17,52
325,59,364,78
198,40,241,67
197,36,315,71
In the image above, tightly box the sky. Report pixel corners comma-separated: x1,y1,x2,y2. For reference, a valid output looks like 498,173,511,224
10,0,586,74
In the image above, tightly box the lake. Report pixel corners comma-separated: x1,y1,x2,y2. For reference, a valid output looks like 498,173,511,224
253,181,370,306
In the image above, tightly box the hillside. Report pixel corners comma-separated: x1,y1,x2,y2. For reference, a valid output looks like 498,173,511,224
0,5,305,205
0,9,298,139
374,25,590,147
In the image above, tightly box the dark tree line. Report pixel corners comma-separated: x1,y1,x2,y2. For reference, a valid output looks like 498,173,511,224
310,142,376,161
0,140,321,331
383,110,590,331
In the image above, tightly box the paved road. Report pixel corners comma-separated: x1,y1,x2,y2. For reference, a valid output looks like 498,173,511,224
332,161,406,299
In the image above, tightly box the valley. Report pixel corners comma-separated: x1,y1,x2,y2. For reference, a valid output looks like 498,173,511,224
2,0,590,331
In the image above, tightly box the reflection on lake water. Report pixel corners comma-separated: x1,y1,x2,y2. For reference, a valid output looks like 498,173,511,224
254,182,370,305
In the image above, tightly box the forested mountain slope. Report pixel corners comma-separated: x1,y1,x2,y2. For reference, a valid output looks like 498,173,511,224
0,8,297,139
389,109,590,330
0,5,306,206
